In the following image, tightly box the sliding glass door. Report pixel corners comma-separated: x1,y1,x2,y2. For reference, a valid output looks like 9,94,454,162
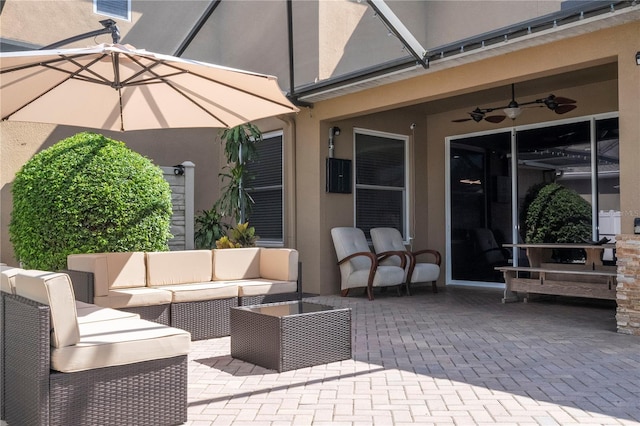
446,114,619,286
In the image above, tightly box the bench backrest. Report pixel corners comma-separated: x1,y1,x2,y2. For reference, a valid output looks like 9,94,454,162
14,270,80,348
146,250,213,286
67,252,146,296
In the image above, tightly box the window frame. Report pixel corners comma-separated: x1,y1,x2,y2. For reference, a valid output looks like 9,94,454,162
94,0,131,21
353,127,410,241
246,130,284,247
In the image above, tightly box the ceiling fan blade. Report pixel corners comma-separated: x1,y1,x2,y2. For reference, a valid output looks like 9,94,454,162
553,96,576,104
554,104,577,114
485,115,506,123
452,118,473,122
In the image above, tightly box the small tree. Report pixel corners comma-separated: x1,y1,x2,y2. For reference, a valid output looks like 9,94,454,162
524,182,592,243
9,132,172,270
217,123,262,224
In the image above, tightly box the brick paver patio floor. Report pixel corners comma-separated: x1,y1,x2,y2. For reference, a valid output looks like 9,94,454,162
185,286,640,425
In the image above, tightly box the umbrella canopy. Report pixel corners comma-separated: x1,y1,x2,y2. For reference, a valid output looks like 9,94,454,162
0,43,299,131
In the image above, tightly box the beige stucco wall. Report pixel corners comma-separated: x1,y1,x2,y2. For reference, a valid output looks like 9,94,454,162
297,20,639,296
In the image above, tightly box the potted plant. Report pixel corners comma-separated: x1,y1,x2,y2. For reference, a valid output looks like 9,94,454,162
215,222,259,248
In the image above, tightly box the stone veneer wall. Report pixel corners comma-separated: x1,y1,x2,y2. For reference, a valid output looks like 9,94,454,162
616,234,640,335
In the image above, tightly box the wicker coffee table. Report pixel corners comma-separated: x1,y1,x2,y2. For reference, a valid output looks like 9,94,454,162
230,301,351,372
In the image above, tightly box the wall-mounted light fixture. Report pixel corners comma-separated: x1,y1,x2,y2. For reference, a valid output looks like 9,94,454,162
636,51,640,65
173,164,185,176
328,126,341,158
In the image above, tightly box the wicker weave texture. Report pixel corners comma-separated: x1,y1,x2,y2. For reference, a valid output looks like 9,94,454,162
239,291,300,306
4,294,187,426
120,303,171,325
48,356,187,425
230,302,352,372
171,297,238,340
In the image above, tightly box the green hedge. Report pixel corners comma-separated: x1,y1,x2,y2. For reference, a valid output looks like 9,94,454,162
10,132,172,270
524,182,592,243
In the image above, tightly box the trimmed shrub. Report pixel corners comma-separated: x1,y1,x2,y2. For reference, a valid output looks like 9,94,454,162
10,132,172,270
524,182,592,244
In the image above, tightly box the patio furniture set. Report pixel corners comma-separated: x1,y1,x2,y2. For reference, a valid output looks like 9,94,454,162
331,227,441,301
1,248,353,425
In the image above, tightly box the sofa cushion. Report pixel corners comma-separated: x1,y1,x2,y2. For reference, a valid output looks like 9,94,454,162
14,271,80,348
212,247,261,280
1,265,23,294
93,287,173,309
260,248,299,281
51,318,190,373
76,302,140,324
153,281,238,303
146,250,213,286
67,252,147,296
236,280,298,297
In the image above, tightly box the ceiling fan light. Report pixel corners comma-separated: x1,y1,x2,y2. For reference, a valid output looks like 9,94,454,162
503,107,522,119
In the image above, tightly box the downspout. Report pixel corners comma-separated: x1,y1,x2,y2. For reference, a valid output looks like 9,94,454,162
286,0,313,108
174,0,222,57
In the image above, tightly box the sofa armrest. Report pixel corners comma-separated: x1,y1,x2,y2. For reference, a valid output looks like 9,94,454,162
60,269,95,303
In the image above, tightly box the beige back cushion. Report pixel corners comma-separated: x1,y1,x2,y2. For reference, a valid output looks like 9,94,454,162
212,247,261,280
1,265,23,294
15,270,80,348
146,250,213,286
260,249,298,281
67,252,146,297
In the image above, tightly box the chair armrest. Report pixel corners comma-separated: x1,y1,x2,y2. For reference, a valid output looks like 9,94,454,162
376,250,407,269
59,269,94,303
412,249,441,267
337,251,377,266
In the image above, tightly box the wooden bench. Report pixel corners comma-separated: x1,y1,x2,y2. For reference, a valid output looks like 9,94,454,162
496,266,617,303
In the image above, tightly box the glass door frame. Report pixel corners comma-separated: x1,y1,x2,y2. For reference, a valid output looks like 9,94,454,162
445,112,619,288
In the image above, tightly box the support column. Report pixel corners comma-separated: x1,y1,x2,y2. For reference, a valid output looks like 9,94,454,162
616,235,640,335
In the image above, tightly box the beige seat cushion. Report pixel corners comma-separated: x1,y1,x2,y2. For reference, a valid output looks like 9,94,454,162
67,252,147,297
14,271,80,348
1,265,23,294
146,250,213,286
260,248,299,281
76,302,140,324
212,247,261,280
51,318,190,373
153,282,238,303
93,287,172,309
236,280,298,297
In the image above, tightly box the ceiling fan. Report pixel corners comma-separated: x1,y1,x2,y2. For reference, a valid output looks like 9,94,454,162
452,84,577,123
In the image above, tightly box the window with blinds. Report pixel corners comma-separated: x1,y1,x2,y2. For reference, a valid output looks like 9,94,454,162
94,0,130,20
355,130,408,240
246,132,284,244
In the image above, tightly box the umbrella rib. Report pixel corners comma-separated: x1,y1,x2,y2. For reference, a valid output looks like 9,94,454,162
1,54,114,121
122,54,233,127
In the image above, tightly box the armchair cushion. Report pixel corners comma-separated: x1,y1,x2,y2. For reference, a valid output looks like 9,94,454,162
212,247,261,280
67,252,147,296
1,265,22,294
14,270,80,348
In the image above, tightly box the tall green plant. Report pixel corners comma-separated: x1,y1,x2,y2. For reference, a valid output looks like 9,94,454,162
217,123,262,224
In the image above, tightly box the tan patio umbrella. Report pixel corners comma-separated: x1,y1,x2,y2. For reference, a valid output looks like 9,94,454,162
0,43,298,131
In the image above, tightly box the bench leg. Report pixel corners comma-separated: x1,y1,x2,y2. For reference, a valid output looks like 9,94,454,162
501,270,519,303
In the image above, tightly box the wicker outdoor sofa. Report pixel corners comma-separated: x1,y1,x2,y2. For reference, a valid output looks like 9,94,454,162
64,247,301,341
2,268,191,425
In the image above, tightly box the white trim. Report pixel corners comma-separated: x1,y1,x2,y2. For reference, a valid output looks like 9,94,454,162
94,0,131,22
445,111,619,288
353,127,410,240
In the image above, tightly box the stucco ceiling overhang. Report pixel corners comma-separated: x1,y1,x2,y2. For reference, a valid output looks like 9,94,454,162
294,2,640,104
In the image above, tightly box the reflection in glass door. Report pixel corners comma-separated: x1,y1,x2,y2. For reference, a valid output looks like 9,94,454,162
447,114,619,286
449,132,512,282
